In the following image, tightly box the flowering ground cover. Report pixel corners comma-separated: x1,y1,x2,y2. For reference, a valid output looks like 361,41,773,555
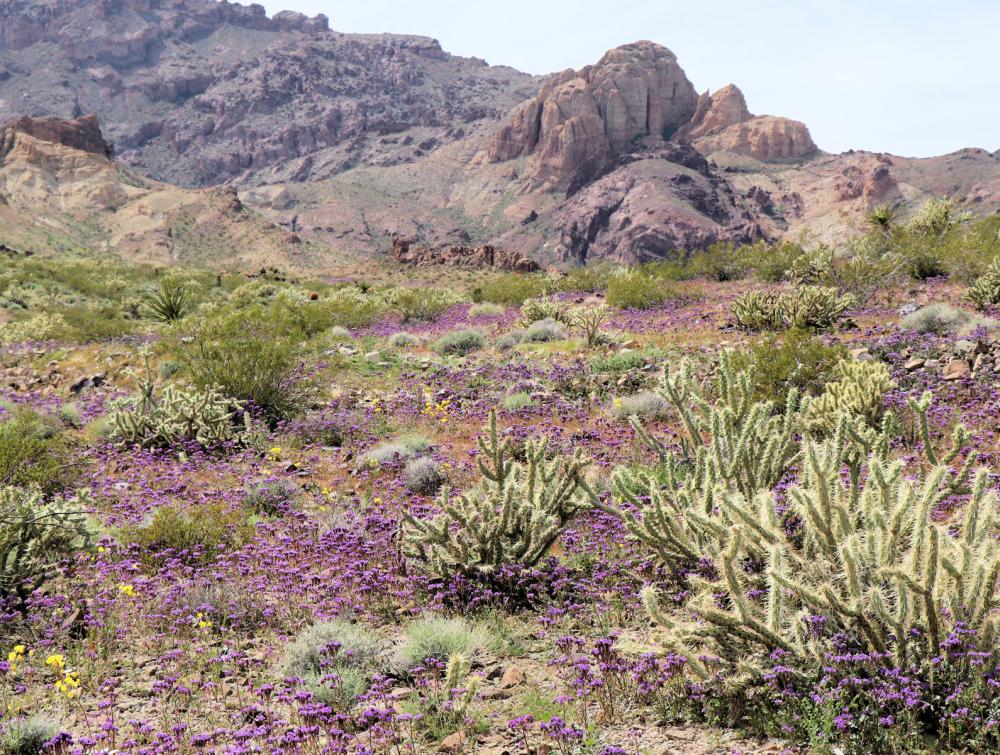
3,218,1000,754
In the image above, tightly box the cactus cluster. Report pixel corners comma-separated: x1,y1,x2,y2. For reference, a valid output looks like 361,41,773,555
403,410,596,578
967,257,1000,311
1,485,94,610
109,359,246,449
613,352,997,684
732,286,855,331
802,358,894,434
519,296,572,326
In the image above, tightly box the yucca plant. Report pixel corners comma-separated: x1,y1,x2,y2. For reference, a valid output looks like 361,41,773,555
144,279,189,322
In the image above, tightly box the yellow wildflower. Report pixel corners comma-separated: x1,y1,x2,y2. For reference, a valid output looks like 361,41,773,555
45,654,65,671
192,612,212,630
268,446,283,461
118,583,136,598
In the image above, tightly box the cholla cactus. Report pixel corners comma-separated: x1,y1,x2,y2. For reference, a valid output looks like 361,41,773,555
786,247,834,285
968,257,1000,311
571,304,611,347
641,422,998,681
519,297,572,326
802,358,894,434
402,410,597,577
0,485,94,610
109,356,246,449
732,286,854,331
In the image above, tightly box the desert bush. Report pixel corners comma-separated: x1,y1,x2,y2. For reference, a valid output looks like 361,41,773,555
554,265,613,293
732,286,854,331
403,410,597,578
605,269,680,310
476,273,551,305
467,302,505,318
0,312,67,344
109,368,246,451
244,479,299,516
57,403,82,429
182,305,320,423
394,616,487,672
389,287,466,323
748,241,807,283
0,714,59,755
327,325,351,340
0,410,77,496
175,579,268,633
802,358,894,435
501,392,533,412
685,241,749,282
494,329,526,351
901,303,997,334
433,328,485,356
121,503,254,566
388,331,418,348
730,330,849,407
144,279,189,322
610,391,669,420
404,457,445,495
968,257,1000,311
524,317,565,342
0,485,94,612
589,350,647,374
359,435,431,469
281,619,387,709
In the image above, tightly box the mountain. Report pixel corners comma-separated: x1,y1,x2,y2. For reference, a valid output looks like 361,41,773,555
1,0,998,269
0,114,332,267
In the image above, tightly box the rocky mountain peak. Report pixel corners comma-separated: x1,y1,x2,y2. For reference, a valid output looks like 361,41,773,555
2,114,113,158
487,41,698,192
676,84,752,141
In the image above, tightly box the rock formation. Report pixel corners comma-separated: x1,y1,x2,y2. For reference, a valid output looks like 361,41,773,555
2,115,113,158
391,238,540,272
487,41,699,192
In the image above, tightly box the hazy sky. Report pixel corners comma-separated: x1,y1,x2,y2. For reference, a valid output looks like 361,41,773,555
261,0,999,158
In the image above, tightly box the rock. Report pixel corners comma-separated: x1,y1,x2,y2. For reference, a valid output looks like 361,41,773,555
904,358,926,371
499,665,526,688
390,238,539,273
364,351,381,362
438,731,466,753
955,339,977,355
850,347,872,361
899,303,920,316
943,359,971,380
4,114,113,158
488,41,699,191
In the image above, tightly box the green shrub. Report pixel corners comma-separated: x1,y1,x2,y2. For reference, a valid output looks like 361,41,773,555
359,435,431,469
433,329,485,356
494,330,526,351
589,350,646,374
0,313,67,344
181,305,320,423
553,265,613,293
388,332,418,348
281,619,387,709
749,241,807,283
144,279,189,322
0,410,77,496
501,392,533,412
0,486,94,612
389,287,466,323
0,714,59,755
610,391,669,420
730,330,849,406
901,303,997,334
467,302,505,318
394,616,488,671
524,318,565,342
685,241,748,282
476,274,551,305
244,480,299,516
121,503,254,566
606,270,680,310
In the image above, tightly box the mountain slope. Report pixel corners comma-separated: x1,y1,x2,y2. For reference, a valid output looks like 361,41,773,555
0,114,337,268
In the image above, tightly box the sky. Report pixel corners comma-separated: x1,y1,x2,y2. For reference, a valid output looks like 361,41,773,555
260,0,999,158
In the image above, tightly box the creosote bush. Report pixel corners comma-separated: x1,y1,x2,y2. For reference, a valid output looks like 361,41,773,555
605,269,680,310
0,409,77,496
467,302,504,318
0,714,59,755
120,503,255,566
730,330,848,406
243,479,299,517
403,410,597,579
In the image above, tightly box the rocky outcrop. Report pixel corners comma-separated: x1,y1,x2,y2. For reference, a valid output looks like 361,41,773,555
553,144,767,264
3,114,113,158
673,84,817,161
487,41,699,192
391,238,539,272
